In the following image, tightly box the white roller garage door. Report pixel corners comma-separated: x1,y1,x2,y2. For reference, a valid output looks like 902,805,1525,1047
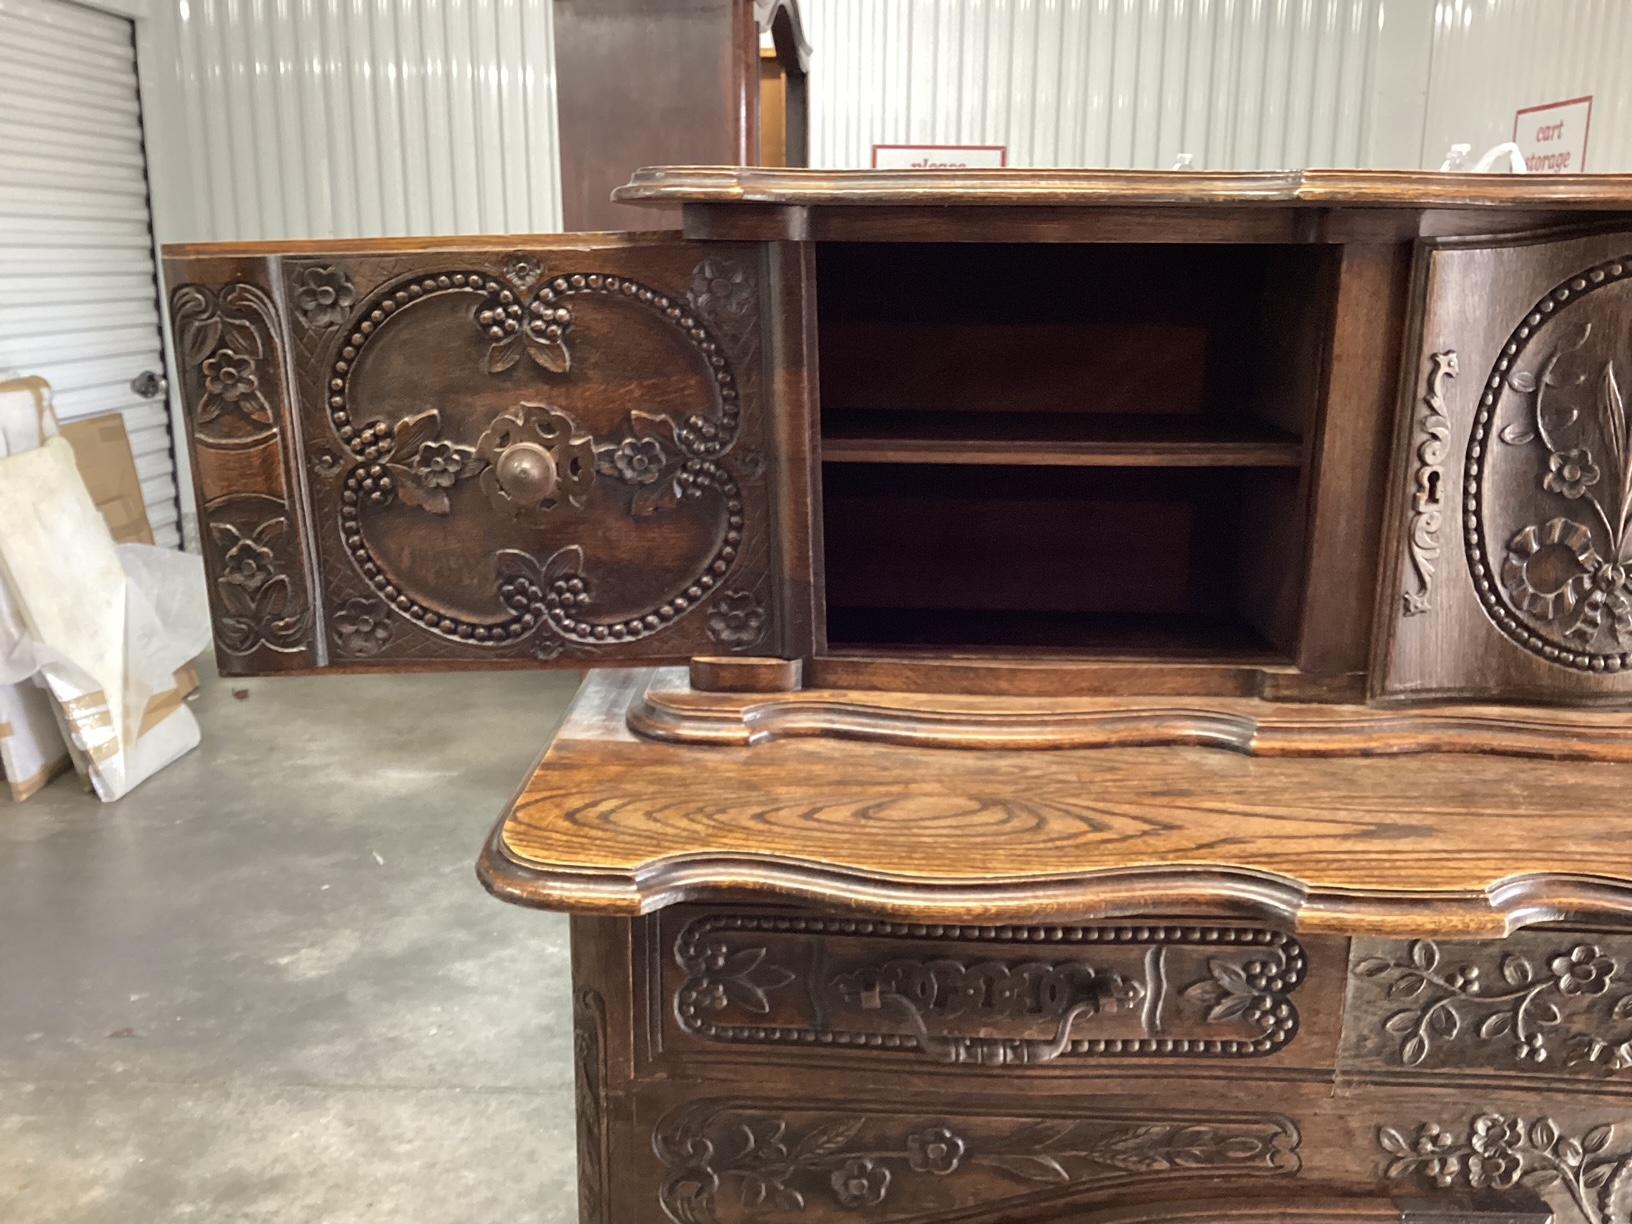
0,0,179,546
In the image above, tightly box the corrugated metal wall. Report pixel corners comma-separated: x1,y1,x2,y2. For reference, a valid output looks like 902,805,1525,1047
0,0,181,545
134,0,566,546
140,0,564,244
1422,0,1632,172
800,0,1422,171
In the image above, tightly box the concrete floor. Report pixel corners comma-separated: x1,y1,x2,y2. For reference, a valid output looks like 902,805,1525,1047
0,666,585,1223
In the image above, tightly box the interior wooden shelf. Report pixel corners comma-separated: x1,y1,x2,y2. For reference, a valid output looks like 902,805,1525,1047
820,409,1305,468
824,607,1284,659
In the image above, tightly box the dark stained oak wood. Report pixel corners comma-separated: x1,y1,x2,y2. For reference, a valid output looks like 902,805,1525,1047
170,171,1632,1224
615,165,1632,210
165,234,786,675
821,410,1305,469
482,668,1632,938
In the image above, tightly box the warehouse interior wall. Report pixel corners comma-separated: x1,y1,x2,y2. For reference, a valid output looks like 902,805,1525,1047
63,0,1632,547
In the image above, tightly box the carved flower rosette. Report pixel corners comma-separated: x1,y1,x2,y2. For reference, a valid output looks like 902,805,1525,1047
1470,256,1632,670
304,254,762,661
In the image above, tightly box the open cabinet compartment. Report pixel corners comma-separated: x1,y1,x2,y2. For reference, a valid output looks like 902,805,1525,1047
816,241,1334,662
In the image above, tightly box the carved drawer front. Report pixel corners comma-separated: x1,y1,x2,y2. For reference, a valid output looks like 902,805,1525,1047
649,909,1343,1073
164,239,781,674
1380,226,1632,700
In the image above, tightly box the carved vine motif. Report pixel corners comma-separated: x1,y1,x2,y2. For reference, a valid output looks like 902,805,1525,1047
321,265,752,654
1352,938,1632,1071
209,518,310,654
574,988,609,1224
1380,1115,1632,1224
1467,255,1632,670
672,916,1304,1063
171,283,282,440
1405,349,1459,615
657,1102,1299,1223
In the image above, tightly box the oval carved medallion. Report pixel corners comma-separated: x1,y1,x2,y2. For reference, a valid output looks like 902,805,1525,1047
1468,255,1632,671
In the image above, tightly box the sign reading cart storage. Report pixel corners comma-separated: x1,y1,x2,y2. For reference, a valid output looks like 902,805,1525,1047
872,144,1008,169
1513,96,1592,173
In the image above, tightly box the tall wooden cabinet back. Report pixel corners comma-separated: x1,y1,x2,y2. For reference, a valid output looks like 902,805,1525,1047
165,169,1632,1223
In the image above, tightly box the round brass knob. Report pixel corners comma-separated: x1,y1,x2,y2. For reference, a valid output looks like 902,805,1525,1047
493,441,558,504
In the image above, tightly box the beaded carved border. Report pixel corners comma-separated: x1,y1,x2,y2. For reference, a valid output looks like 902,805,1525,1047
671,914,1306,1065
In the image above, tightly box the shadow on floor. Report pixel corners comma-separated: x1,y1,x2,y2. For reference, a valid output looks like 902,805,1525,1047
0,665,584,1223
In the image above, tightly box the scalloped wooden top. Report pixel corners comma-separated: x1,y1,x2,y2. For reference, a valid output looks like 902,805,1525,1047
613,166,1632,210
481,670,1632,939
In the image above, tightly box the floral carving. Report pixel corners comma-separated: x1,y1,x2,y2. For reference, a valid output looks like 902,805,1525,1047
1405,349,1457,615
1353,938,1632,1070
333,598,393,657
594,412,684,516
657,1104,1299,1222
673,916,1306,1062
480,281,572,374
199,348,270,426
678,940,794,1015
906,1126,964,1175
1472,260,1632,667
830,1158,888,1208
219,531,276,597
1547,447,1603,499
372,410,486,516
313,266,751,654
170,283,282,442
707,591,766,650
574,988,609,1224
502,253,541,293
1381,1115,1632,1224
475,403,596,523
292,265,355,330
606,437,665,485
209,518,309,655
688,257,756,344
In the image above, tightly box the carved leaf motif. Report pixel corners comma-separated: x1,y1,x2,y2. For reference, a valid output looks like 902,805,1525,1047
1480,1012,1513,1038
793,1117,865,1160
542,545,584,583
487,336,522,373
1388,972,1427,998
393,410,440,456
1410,941,1439,971
1385,1010,1419,1036
390,464,450,515
1378,1127,1413,1158
524,331,570,373
1532,1118,1561,1150
1401,1034,1429,1066
1355,957,1394,978
982,1153,1070,1183
1510,370,1539,393
1500,421,1538,445
1503,954,1534,985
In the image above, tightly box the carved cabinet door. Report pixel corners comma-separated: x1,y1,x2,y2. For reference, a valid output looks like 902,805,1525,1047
166,237,790,674
1377,228,1632,701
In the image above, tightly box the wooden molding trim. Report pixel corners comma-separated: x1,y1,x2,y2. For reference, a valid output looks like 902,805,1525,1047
477,816,1632,938
630,681,1632,762
614,165,1632,210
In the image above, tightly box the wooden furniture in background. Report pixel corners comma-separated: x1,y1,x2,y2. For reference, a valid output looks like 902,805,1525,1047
165,168,1632,1222
554,0,808,232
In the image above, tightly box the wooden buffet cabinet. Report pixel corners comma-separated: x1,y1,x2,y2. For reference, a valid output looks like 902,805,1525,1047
166,169,1632,1224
